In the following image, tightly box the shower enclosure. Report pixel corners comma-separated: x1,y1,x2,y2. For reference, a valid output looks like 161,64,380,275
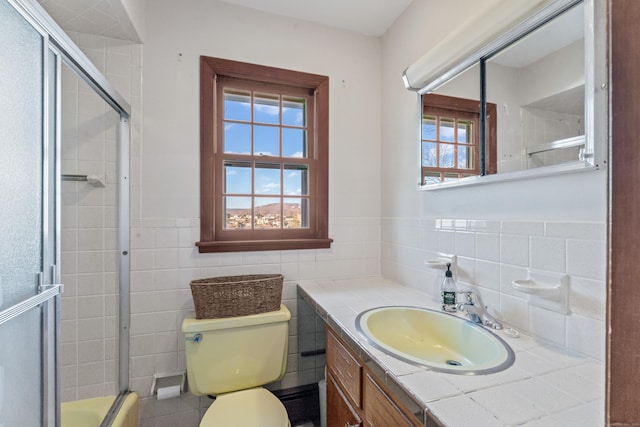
0,0,131,425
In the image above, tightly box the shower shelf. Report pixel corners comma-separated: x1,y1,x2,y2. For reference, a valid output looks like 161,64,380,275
62,174,105,187
525,135,585,156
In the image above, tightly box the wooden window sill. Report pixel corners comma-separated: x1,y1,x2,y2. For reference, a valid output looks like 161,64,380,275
196,238,333,253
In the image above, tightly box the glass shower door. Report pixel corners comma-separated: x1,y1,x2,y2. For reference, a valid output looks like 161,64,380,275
0,0,60,426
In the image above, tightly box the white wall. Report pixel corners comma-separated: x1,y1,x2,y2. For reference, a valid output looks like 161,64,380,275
380,0,606,361
142,0,380,221
137,1,382,425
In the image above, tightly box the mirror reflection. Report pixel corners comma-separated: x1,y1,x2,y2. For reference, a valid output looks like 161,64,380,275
420,2,586,187
487,3,584,173
421,64,488,185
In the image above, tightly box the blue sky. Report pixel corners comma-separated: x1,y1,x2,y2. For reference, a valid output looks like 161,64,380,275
223,91,308,209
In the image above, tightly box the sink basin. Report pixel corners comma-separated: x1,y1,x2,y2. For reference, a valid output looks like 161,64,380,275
356,306,515,375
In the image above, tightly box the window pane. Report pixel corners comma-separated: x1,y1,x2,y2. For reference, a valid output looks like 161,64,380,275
443,173,460,182
423,172,441,185
283,197,305,228
224,162,252,194
254,125,279,156
421,142,437,167
458,120,472,143
422,116,437,140
255,164,280,195
458,145,474,169
255,197,281,229
254,93,279,124
224,123,251,154
440,118,455,142
440,143,455,167
224,196,251,229
283,128,306,158
224,89,251,121
283,96,305,126
284,165,308,196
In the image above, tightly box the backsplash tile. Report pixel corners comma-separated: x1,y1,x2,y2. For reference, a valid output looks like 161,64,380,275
530,236,566,272
501,221,545,236
475,232,500,262
545,222,605,240
382,217,606,362
567,238,606,280
500,234,529,267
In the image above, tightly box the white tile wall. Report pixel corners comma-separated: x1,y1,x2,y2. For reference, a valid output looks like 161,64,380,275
128,217,378,427
60,31,143,404
381,218,606,361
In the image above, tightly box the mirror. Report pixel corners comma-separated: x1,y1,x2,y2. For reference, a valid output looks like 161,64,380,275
419,1,593,188
486,2,584,173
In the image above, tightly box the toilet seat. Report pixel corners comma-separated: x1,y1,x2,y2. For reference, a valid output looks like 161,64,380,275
200,387,290,427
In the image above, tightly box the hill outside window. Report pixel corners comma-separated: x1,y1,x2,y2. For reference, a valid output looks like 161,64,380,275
197,57,332,253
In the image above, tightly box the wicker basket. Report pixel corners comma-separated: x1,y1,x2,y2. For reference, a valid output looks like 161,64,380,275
189,274,283,319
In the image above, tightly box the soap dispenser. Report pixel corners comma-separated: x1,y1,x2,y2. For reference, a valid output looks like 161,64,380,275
441,263,457,312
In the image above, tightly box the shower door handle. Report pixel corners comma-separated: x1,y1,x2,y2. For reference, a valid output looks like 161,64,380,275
0,284,62,326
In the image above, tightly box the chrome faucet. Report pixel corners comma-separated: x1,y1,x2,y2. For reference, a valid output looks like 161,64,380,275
457,289,503,330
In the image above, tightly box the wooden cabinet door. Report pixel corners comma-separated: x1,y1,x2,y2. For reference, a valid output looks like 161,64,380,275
327,371,362,427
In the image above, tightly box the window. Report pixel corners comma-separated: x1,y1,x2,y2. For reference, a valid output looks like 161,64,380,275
197,57,332,253
421,94,497,184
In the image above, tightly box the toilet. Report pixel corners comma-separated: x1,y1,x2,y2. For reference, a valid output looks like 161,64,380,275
182,305,291,427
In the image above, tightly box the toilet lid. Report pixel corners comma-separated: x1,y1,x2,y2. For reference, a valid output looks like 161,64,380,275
201,388,289,427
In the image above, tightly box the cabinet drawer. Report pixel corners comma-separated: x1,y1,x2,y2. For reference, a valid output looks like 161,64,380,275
363,373,420,427
327,328,362,408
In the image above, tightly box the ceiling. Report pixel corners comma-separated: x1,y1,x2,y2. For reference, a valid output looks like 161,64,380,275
38,0,142,42
491,2,584,68
38,0,413,41
218,0,413,37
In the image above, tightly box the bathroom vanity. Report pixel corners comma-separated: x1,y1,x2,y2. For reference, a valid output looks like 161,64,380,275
298,278,604,427
326,327,428,427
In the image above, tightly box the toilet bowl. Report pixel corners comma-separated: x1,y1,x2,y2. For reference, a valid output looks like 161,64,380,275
182,305,292,427
200,388,289,427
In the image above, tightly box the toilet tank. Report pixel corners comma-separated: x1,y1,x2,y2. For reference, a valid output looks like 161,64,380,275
182,305,291,396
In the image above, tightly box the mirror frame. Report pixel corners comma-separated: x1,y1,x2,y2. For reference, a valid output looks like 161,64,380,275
416,0,607,190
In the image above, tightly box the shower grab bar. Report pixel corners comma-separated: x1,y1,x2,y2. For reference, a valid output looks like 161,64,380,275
0,284,62,326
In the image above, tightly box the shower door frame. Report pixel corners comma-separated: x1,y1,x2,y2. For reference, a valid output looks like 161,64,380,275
3,0,132,425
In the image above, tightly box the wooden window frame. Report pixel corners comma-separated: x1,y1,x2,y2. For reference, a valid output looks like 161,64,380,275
422,94,497,184
197,57,332,253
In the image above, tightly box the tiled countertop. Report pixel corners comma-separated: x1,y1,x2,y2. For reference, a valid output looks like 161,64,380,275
297,277,604,427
